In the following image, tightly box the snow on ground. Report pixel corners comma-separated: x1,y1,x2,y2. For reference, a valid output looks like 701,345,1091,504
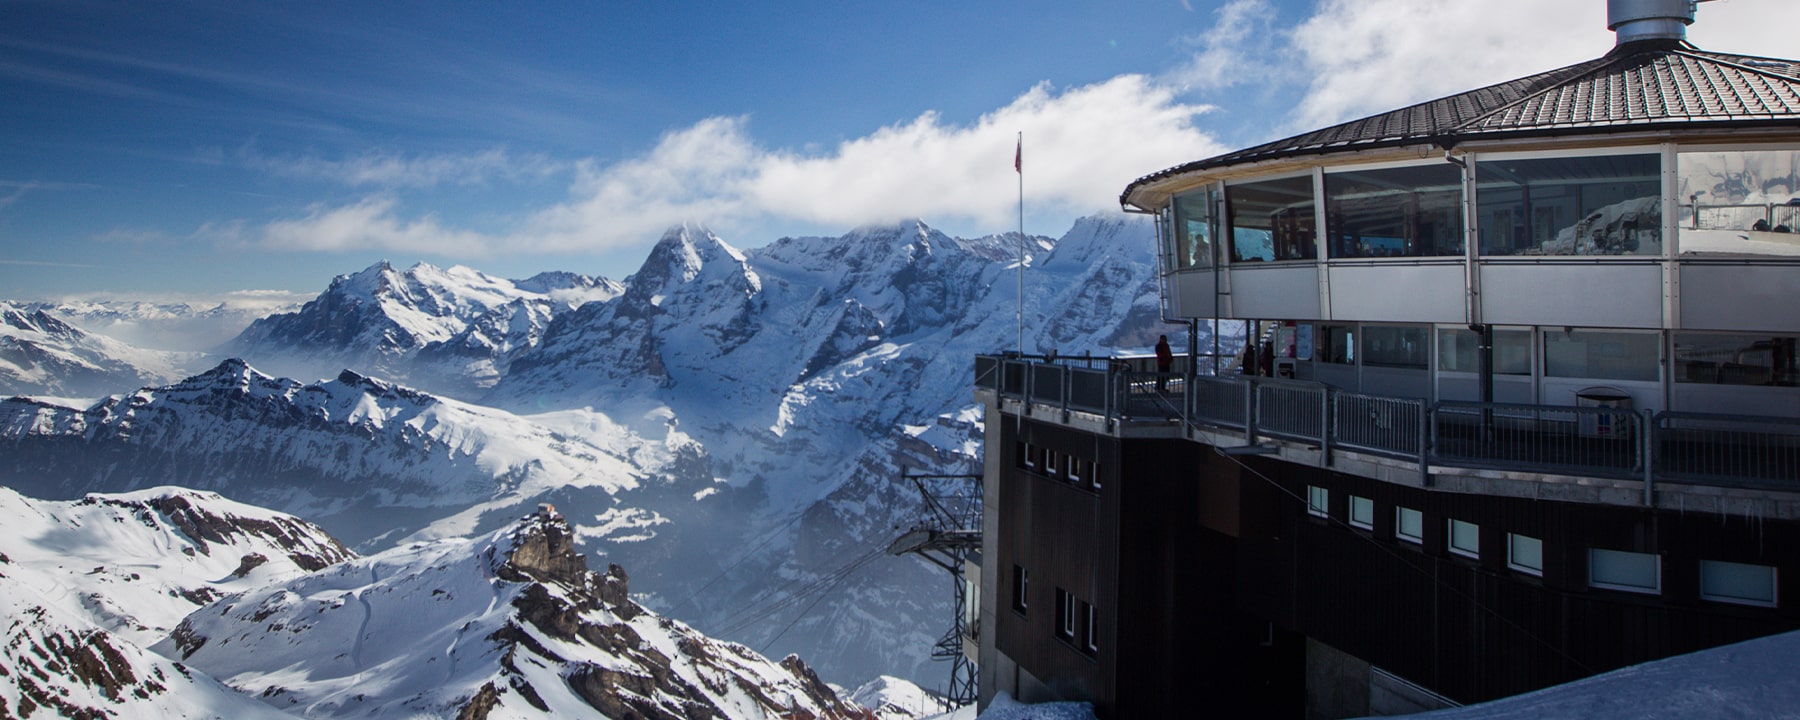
1374,629,1800,720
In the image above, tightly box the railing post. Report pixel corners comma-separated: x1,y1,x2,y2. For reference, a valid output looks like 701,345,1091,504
1244,377,1259,445
1319,387,1333,467
1421,403,1434,487
1641,408,1655,507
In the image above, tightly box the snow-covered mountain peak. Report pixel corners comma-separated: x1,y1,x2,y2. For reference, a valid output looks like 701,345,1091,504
163,509,868,719
0,303,195,398
630,223,758,302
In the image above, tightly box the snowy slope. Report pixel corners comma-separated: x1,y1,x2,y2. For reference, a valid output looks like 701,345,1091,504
0,302,198,397
228,261,620,396
0,358,653,549
1378,629,1800,720
487,215,1177,685
0,486,353,649
0,570,301,720
158,510,870,720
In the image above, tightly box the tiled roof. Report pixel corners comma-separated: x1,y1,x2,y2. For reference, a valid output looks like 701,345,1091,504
1122,40,1800,209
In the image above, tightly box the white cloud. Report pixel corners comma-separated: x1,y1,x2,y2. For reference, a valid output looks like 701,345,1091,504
241,146,568,188
1166,0,1286,93
1283,0,1800,131
228,77,1225,256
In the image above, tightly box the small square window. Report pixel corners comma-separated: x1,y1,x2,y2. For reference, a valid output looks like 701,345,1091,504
1306,485,1329,518
1508,533,1544,576
1448,519,1480,559
1700,560,1777,607
1349,496,1374,530
1396,507,1423,544
1590,548,1660,595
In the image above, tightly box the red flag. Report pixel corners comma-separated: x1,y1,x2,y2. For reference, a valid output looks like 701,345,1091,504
1013,139,1021,174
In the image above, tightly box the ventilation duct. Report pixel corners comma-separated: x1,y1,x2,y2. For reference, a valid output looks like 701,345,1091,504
1607,0,1703,45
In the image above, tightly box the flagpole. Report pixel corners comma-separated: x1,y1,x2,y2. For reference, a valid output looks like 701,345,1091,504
1015,131,1023,356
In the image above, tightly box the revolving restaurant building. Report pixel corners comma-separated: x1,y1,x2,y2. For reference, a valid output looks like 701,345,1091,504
975,1,1800,718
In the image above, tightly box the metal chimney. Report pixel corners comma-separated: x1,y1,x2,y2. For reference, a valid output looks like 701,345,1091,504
1607,0,1698,45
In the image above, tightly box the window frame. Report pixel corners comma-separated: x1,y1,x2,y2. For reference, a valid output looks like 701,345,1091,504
1396,507,1424,544
1448,518,1481,559
1699,559,1779,608
1306,485,1330,518
1589,548,1662,595
1012,565,1029,614
1348,495,1375,530
1508,533,1544,577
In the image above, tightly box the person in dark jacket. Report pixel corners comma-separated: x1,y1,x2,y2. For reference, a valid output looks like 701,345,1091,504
1155,335,1173,392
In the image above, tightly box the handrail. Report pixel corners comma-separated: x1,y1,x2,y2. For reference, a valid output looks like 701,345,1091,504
976,354,1800,500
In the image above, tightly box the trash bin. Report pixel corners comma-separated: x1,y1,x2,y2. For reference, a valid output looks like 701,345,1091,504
1575,387,1633,438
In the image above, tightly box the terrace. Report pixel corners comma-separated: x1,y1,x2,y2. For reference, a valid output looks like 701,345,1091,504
975,353,1800,513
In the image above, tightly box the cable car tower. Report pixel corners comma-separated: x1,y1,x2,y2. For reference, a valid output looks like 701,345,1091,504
886,471,983,706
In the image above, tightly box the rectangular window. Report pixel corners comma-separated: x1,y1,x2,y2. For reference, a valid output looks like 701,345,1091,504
1674,334,1800,387
1306,485,1330,518
1067,456,1084,483
1508,533,1544,576
1700,560,1778,607
1318,325,1355,365
1325,163,1465,258
1012,565,1029,613
1229,174,1318,262
1545,330,1661,382
1438,328,1533,375
1396,507,1424,544
1045,451,1060,477
1055,588,1075,639
1019,443,1035,470
1091,464,1103,490
1476,153,1662,256
1590,548,1661,594
1349,496,1374,530
1082,601,1099,654
1173,188,1218,269
1448,519,1480,559
1361,325,1430,370
1678,149,1800,258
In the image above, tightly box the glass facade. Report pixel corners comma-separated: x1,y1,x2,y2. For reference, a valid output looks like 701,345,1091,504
1229,174,1316,262
1173,188,1218,269
1678,149,1800,257
1326,164,1464,258
1544,330,1660,382
1439,328,1533,375
1674,333,1800,386
1477,153,1661,255
1361,325,1429,370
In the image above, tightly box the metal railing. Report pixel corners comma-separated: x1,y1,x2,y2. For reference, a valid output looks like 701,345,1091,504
975,354,1800,500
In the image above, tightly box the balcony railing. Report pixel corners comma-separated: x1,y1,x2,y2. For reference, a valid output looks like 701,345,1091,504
975,354,1800,500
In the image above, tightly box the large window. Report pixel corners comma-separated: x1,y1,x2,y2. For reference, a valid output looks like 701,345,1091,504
1439,328,1533,375
1229,174,1317,262
1477,153,1662,256
1318,325,1355,365
1544,330,1660,382
1674,333,1800,386
1326,163,1464,258
1173,188,1218,269
1361,325,1430,370
1590,548,1661,594
1699,560,1778,607
1678,149,1800,257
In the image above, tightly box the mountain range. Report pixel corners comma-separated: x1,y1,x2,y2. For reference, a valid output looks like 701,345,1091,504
0,214,1182,695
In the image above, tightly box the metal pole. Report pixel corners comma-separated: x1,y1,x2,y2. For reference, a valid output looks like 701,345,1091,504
1016,131,1025,356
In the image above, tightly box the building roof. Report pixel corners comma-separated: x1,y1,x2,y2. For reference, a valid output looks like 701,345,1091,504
1121,40,1800,211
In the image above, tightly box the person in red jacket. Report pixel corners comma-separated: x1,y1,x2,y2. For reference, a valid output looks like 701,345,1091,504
1155,335,1173,392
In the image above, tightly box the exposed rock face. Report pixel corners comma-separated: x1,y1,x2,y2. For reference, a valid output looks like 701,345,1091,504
165,511,872,719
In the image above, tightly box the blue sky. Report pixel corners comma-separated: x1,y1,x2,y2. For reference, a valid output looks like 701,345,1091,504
3,0,1795,302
